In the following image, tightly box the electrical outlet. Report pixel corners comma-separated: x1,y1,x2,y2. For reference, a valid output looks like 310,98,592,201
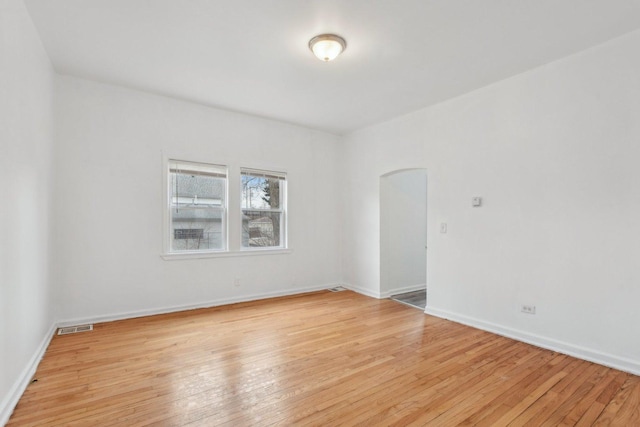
233,278,240,287
521,305,536,315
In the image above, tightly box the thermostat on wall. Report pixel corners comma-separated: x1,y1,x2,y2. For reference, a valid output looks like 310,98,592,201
472,196,482,207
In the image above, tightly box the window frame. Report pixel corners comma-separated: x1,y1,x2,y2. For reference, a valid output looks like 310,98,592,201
164,158,229,255
240,167,288,251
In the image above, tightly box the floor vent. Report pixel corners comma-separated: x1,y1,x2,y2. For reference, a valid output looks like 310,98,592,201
328,286,347,292
57,324,93,335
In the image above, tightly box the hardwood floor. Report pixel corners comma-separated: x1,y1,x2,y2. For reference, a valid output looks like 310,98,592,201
8,290,640,426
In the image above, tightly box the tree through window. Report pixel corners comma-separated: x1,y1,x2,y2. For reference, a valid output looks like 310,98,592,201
240,169,287,249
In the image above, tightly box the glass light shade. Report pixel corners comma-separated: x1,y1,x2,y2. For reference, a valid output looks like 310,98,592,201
309,34,346,62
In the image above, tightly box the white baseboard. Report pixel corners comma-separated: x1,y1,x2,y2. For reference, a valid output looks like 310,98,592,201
341,283,382,299
0,323,57,426
425,306,640,377
382,283,426,299
57,283,337,327
342,283,426,300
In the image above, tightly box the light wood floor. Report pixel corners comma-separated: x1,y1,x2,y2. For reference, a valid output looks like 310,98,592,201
8,291,640,426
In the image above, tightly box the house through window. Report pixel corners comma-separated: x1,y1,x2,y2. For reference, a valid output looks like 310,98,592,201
241,168,287,249
168,160,227,252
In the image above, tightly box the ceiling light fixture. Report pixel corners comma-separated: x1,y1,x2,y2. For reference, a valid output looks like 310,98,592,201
309,34,347,62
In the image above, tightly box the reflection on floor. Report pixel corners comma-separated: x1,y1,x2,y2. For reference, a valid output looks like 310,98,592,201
390,289,426,310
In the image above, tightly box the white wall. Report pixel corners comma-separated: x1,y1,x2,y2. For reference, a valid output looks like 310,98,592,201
4,5,640,420
0,0,56,422
342,30,640,373
53,76,342,323
380,170,427,297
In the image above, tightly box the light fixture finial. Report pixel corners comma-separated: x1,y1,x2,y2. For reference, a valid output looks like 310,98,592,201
309,34,346,62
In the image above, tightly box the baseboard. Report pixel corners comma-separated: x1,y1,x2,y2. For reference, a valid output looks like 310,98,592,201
381,283,426,299
342,283,426,300
57,283,337,327
341,283,382,299
424,306,640,376
0,322,57,426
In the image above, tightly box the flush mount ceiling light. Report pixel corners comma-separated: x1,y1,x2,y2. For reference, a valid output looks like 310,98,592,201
309,34,347,62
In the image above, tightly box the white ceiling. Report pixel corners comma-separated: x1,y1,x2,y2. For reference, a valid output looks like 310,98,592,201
25,0,640,135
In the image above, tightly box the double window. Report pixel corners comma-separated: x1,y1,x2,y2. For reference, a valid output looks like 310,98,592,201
166,159,287,255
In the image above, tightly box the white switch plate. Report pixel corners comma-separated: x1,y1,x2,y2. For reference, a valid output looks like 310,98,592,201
472,197,482,207
440,223,447,233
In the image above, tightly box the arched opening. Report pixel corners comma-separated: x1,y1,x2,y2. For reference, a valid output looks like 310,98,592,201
380,169,427,309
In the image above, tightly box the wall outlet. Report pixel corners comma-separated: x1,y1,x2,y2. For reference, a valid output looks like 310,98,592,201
521,304,536,315
233,278,240,287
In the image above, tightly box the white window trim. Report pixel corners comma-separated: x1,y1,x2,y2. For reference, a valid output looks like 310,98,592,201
161,248,292,260
161,156,291,259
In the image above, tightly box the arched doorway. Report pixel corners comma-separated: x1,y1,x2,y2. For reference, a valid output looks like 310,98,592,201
380,169,427,308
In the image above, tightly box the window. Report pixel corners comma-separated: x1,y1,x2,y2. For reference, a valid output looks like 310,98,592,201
241,168,286,249
168,160,227,252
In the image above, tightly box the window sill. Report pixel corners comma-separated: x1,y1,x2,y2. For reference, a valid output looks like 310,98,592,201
161,249,292,260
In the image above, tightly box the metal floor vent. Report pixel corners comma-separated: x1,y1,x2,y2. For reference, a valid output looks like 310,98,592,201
57,324,93,335
328,286,347,292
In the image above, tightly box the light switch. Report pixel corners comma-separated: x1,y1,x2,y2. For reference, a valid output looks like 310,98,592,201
472,197,482,207
440,223,447,233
